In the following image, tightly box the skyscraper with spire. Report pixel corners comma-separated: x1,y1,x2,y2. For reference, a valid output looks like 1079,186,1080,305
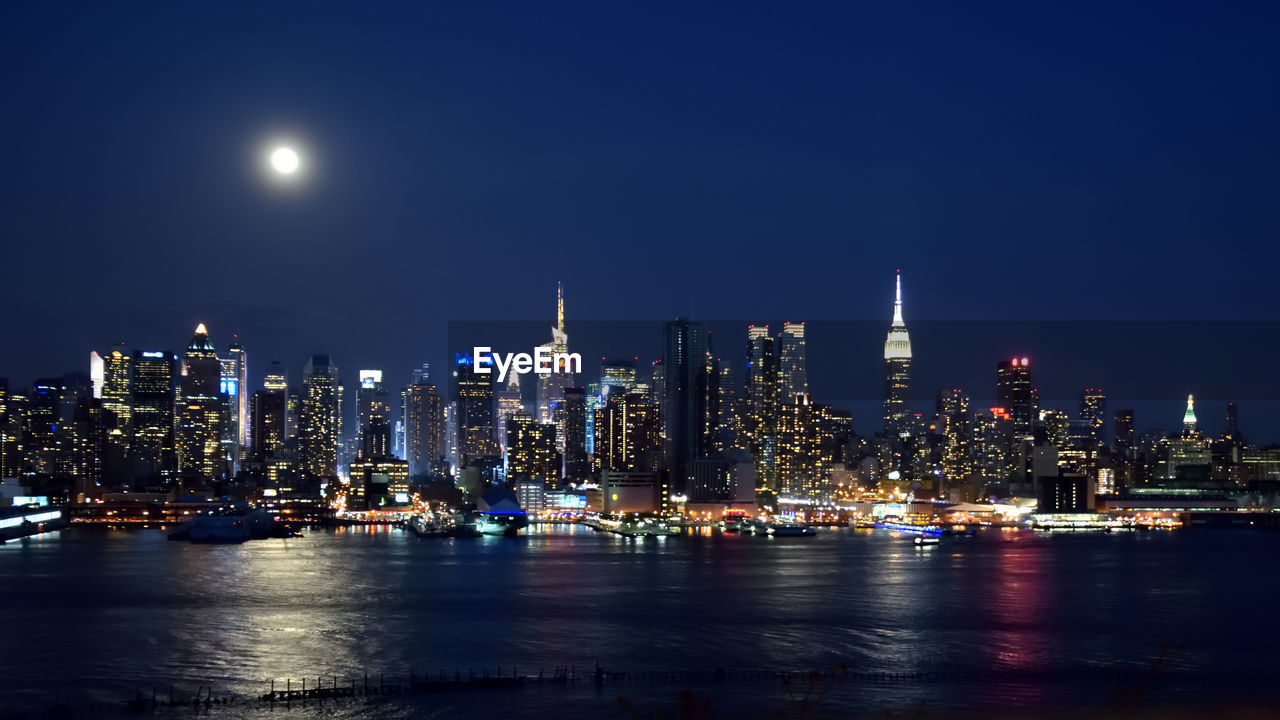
536,282,575,437
882,272,912,437
176,323,225,483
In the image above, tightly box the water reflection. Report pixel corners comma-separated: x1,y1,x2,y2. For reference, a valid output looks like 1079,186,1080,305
1,525,1277,716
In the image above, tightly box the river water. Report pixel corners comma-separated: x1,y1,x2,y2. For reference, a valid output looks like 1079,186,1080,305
1,524,1275,718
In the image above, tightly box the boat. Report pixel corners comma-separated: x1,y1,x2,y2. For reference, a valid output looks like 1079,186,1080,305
720,509,748,532
466,487,530,537
170,502,274,543
0,505,67,543
472,510,529,537
762,518,816,536
914,535,940,546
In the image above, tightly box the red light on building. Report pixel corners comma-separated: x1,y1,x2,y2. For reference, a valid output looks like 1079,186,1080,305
1020,357,1029,366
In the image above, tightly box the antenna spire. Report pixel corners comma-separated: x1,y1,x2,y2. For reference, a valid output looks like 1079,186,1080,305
557,281,564,333
892,271,905,327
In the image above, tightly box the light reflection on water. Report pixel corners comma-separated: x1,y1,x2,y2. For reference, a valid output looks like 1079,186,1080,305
1,525,1275,717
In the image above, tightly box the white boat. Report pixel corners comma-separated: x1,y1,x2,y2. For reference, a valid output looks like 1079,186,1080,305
914,535,940,546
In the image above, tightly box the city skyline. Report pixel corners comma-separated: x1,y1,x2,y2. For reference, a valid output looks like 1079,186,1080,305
4,277,1271,448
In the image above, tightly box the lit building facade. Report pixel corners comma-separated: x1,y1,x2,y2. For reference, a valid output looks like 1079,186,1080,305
177,324,224,483
996,356,1036,442
299,354,341,479
505,412,561,487
131,350,177,478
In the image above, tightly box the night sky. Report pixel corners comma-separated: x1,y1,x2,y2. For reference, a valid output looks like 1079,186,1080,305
3,2,1279,436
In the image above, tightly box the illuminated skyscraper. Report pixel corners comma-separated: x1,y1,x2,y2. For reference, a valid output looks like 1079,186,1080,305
405,379,444,477
131,350,177,478
1079,388,1106,443
505,411,561,487
778,322,807,399
883,272,912,438
776,393,838,500
938,389,973,486
100,348,132,453
595,391,662,473
996,356,1035,441
745,324,778,490
455,355,497,465
356,370,391,458
225,338,249,461
177,324,224,483
1182,394,1198,436
26,379,60,477
536,282,574,424
0,379,22,480
299,354,341,479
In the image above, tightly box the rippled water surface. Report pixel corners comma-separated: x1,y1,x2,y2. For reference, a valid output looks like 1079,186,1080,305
2,524,1276,717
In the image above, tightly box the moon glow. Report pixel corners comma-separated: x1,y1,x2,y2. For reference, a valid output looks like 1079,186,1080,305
270,147,300,174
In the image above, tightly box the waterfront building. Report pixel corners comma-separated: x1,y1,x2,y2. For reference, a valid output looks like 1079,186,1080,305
601,470,663,514
346,456,411,509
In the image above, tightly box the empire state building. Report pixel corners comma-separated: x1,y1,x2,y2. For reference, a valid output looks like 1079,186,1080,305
882,272,912,437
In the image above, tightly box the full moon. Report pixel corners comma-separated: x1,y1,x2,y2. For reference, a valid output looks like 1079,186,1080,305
270,147,300,174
